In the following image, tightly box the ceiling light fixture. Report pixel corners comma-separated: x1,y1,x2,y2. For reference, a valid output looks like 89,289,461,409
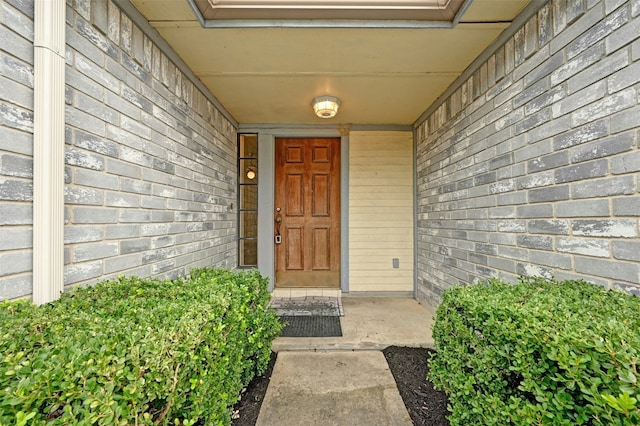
312,96,341,118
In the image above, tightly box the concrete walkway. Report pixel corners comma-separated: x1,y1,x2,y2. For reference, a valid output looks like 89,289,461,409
257,296,435,425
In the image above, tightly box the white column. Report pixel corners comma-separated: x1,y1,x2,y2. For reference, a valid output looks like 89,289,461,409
33,0,66,304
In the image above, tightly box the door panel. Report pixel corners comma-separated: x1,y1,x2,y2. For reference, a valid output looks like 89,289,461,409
285,226,304,270
275,137,340,288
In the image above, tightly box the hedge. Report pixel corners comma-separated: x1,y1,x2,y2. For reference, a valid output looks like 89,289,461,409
428,277,640,426
0,268,282,425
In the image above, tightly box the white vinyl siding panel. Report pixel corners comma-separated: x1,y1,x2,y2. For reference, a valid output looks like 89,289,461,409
349,131,414,292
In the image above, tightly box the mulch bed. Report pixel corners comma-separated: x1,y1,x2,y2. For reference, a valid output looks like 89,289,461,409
383,346,450,426
231,347,450,425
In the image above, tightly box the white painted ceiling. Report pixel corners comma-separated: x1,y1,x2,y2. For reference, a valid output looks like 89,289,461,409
129,0,530,125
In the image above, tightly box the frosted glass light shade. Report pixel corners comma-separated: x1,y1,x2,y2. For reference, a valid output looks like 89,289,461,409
312,96,341,118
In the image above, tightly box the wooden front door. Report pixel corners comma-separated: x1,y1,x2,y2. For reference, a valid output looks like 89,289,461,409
275,138,340,288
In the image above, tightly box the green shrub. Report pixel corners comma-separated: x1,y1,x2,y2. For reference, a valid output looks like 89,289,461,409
0,268,281,425
428,277,640,425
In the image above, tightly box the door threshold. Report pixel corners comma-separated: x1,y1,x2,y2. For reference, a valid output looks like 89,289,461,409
272,288,342,298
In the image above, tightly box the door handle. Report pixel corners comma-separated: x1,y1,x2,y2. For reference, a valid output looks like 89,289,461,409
275,207,282,244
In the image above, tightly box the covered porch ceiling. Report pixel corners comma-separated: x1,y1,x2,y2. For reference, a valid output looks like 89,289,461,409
128,0,531,125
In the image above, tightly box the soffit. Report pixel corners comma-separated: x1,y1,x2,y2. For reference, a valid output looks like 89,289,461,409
130,0,530,125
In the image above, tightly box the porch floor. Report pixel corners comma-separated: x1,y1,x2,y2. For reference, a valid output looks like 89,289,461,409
270,291,436,352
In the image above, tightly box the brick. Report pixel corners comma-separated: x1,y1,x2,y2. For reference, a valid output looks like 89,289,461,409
613,196,640,216
73,129,118,157
537,4,552,46
552,2,602,49
517,235,553,250
613,241,640,261
557,237,610,257
65,147,104,171
104,91,142,128
568,49,629,95
572,176,635,198
552,81,606,118
607,12,640,55
517,263,553,279
524,85,565,116
567,5,628,59
0,273,32,300
497,190,527,206
573,219,637,237
120,238,151,254
105,158,141,179
551,39,605,86
0,54,33,89
487,256,516,273
608,60,640,93
515,107,552,135
151,235,175,249
64,261,103,285
0,250,32,276
498,220,526,233
119,210,151,223
528,219,569,234
529,185,570,202
75,91,119,125
105,191,140,208
611,105,640,134
0,227,31,250
0,153,32,178
0,126,32,156
575,257,639,283
572,87,636,126
556,199,610,217
65,186,103,205
474,171,496,186
0,178,32,201
612,151,640,174
64,225,103,244
528,151,569,173
555,159,608,183
66,67,103,101
0,74,33,111
489,233,516,247
517,203,553,218
104,225,139,240
0,204,32,225
530,250,572,269
553,119,609,150
74,242,118,262
74,168,118,190
0,102,33,133
73,207,118,224
490,180,515,194
151,210,174,222
517,172,554,189
524,50,565,88
141,196,167,209
571,132,634,163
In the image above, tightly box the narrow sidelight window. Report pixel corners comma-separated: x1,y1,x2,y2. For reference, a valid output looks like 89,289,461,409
238,134,258,267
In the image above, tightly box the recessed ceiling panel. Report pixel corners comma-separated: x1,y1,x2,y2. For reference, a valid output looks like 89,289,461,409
193,0,466,21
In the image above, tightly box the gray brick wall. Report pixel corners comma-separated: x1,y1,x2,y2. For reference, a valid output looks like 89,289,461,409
416,0,640,308
0,0,238,300
0,0,34,299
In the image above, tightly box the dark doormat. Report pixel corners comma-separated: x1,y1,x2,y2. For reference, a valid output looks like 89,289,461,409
279,316,342,337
